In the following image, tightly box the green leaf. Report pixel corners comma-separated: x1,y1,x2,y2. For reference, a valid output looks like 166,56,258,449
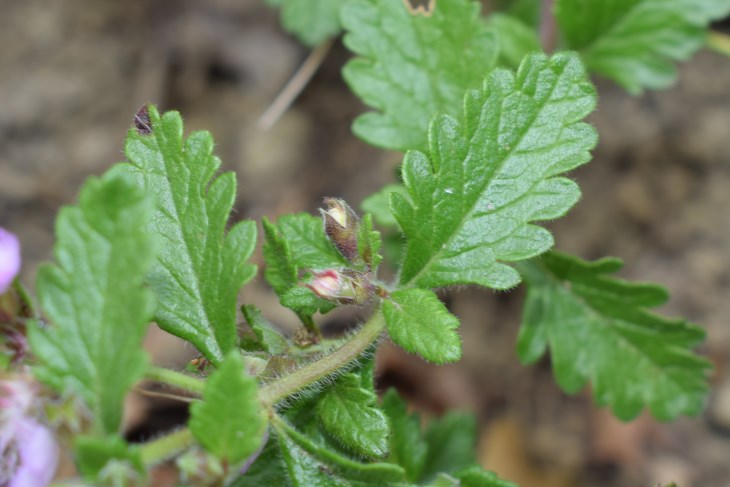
241,304,290,355
495,0,541,28
487,13,542,68
75,435,145,482
383,289,461,363
342,0,499,152
317,368,389,459
453,465,518,487
280,286,337,317
267,0,342,47
420,412,477,482
190,351,267,464
114,106,257,365
380,389,427,482
263,213,345,320
230,434,289,485
357,214,383,273
427,474,461,487
556,0,730,94
361,184,410,229
29,173,155,435
279,418,405,485
517,251,712,420
392,52,597,290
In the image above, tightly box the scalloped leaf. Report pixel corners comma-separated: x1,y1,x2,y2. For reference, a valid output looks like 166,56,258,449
29,173,155,435
556,0,730,94
517,251,712,420
393,52,597,290
342,0,499,152
383,289,461,363
317,364,389,459
114,106,257,365
189,352,267,464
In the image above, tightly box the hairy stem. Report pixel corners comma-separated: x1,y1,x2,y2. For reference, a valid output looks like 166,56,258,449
145,366,205,395
259,309,386,406
140,428,195,466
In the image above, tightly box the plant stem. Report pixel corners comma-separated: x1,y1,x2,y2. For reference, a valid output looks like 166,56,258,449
257,39,334,129
140,427,195,466
707,30,730,58
145,366,205,395
259,310,386,406
540,0,557,53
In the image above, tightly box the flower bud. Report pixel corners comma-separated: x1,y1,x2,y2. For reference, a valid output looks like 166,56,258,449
0,228,20,295
305,269,375,306
320,198,360,263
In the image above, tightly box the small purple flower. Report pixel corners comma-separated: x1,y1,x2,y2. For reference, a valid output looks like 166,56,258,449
0,379,58,487
0,229,21,295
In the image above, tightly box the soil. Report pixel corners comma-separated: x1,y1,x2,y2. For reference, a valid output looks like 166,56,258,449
2,1,730,486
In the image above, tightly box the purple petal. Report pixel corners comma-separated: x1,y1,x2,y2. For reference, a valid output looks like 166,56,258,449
0,229,21,294
8,418,58,487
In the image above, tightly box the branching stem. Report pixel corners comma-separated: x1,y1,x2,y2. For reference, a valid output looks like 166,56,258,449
145,366,205,395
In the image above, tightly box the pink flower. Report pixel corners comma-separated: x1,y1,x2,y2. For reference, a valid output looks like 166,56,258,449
0,379,58,487
306,270,343,299
305,269,375,306
0,229,20,295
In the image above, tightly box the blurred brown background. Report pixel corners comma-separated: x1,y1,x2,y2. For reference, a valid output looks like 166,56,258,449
2,0,730,485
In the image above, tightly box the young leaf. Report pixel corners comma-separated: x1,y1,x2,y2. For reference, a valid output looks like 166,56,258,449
361,184,410,229
420,412,477,482
115,105,257,365
317,366,389,459
275,417,405,485
241,304,290,355
263,213,346,320
266,0,342,47
487,13,542,68
556,0,730,94
280,287,337,317
392,52,597,290
75,436,144,482
517,251,712,420
380,389,427,482
357,213,383,272
453,465,518,487
189,352,267,464
342,0,499,152
29,173,155,435
383,289,461,363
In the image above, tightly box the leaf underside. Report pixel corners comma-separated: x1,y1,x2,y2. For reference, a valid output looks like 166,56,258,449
393,51,597,291
517,251,712,420
115,106,257,364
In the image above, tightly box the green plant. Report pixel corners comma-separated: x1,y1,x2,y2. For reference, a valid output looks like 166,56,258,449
2,0,729,485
